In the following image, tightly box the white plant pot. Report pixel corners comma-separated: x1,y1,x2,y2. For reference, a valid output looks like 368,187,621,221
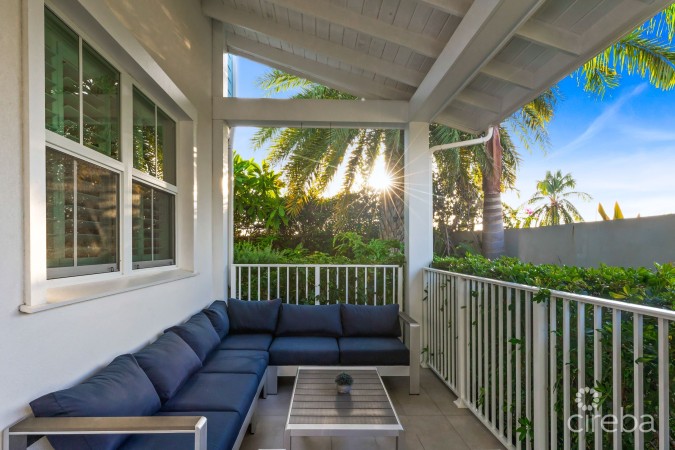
336,384,351,394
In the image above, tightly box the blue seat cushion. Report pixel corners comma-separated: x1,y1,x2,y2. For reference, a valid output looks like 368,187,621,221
166,312,221,361
269,337,339,365
119,411,241,450
212,349,269,363
162,373,259,414
218,333,273,351
203,301,230,339
340,304,401,337
30,355,161,450
276,303,342,337
201,352,267,381
339,337,410,365
227,298,281,333
134,333,202,403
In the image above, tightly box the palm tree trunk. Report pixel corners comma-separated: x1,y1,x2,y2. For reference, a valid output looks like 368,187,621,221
481,126,505,259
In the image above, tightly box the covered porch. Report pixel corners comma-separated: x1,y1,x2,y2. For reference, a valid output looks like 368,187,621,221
0,0,672,449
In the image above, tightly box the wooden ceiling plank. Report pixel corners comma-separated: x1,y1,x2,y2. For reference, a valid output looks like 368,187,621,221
204,0,425,86
480,59,536,90
263,0,444,57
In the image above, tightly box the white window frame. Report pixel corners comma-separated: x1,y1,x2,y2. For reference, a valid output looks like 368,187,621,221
22,0,197,312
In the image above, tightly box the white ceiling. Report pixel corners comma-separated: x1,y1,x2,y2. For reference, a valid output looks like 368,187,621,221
204,0,673,133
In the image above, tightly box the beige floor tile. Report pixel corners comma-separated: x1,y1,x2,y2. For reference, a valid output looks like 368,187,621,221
241,369,502,450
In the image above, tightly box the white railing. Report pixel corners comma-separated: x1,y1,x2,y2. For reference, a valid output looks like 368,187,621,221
231,264,403,306
424,268,673,450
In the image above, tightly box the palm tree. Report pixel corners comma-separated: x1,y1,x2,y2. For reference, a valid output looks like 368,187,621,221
577,5,675,97
527,170,591,226
253,71,550,246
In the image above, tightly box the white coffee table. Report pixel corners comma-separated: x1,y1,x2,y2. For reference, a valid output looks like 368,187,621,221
284,366,404,449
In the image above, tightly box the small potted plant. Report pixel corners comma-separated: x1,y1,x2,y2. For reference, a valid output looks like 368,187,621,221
334,372,354,394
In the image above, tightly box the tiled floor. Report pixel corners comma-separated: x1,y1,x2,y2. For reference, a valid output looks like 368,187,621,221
240,369,506,450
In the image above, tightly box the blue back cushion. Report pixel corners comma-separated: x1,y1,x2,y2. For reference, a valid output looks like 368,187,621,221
165,313,220,361
228,298,281,334
29,354,161,450
203,301,229,339
340,304,401,337
276,304,342,337
134,333,202,403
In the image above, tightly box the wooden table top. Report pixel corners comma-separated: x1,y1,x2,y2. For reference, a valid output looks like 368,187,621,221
288,367,401,427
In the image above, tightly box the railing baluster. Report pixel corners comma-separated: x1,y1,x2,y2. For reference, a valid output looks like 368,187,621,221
277,267,280,300
257,266,261,300
499,285,505,437
506,287,513,443
491,283,497,426
550,298,558,450
472,280,477,405
483,282,489,418
593,305,602,450
247,266,251,300
563,299,571,450
633,313,644,450
374,268,378,305
515,289,522,450
267,266,271,300
657,318,669,450
525,291,532,450
612,309,622,450
577,302,586,449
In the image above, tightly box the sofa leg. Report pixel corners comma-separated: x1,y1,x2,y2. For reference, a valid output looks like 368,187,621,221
262,379,268,399
410,365,420,395
266,366,278,395
249,413,258,435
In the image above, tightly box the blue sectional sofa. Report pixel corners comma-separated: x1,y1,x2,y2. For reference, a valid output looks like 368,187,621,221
9,300,419,450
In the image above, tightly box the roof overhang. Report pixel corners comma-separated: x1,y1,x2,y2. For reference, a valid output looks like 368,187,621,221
204,0,672,133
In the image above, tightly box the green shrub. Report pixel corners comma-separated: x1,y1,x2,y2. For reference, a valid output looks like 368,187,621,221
432,253,674,310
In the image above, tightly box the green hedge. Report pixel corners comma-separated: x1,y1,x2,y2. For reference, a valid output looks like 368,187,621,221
432,254,674,310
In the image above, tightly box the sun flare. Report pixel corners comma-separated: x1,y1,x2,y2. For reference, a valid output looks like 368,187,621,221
368,156,393,192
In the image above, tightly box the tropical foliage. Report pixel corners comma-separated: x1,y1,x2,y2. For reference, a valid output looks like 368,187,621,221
576,5,675,97
527,170,591,226
234,233,404,266
233,152,287,239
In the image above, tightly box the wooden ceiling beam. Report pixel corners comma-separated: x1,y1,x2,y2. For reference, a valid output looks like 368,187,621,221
226,34,413,100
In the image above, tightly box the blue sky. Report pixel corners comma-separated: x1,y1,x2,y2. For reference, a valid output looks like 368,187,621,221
233,56,675,222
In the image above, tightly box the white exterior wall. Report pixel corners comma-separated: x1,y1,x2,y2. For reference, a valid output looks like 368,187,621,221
0,0,221,443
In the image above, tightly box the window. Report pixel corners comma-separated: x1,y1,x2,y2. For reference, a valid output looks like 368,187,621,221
46,148,119,278
133,88,176,184
45,8,120,159
132,88,176,268
132,183,175,268
43,8,176,279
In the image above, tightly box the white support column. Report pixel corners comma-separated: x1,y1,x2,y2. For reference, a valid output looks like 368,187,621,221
211,20,231,300
404,122,432,329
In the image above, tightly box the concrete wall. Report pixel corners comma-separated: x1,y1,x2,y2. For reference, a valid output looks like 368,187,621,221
449,214,675,268
0,1,218,445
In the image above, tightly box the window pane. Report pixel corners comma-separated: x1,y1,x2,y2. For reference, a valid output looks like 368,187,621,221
133,88,156,177
132,182,153,263
132,182,175,267
46,148,118,274
46,149,75,268
45,9,79,142
82,42,120,159
156,108,176,184
152,189,174,261
76,159,118,266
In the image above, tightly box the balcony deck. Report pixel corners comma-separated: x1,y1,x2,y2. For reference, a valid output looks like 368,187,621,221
241,369,505,450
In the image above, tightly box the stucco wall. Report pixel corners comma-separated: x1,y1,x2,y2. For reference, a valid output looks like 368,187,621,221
449,215,675,268
0,1,217,445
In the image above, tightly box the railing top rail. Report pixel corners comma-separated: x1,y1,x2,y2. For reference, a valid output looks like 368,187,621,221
425,267,675,321
233,263,402,268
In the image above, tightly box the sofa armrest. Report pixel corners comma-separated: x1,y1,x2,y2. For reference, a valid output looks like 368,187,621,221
4,416,207,450
399,311,421,394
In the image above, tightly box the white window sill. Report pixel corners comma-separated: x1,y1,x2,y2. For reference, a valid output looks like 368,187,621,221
20,269,198,313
